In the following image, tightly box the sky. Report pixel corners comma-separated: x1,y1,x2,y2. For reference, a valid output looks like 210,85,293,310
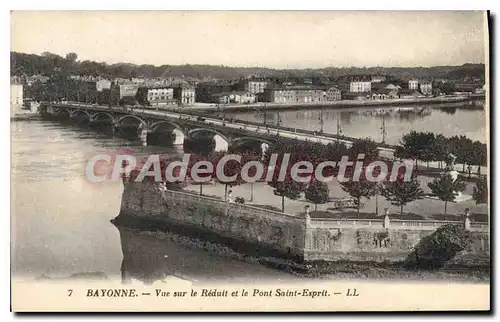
10,11,487,69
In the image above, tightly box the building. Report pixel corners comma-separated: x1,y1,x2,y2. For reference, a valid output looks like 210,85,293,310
196,82,235,103
325,87,342,101
370,88,399,100
342,91,368,101
110,83,139,106
136,86,176,106
244,80,268,94
263,86,325,103
371,75,387,83
239,79,269,102
25,75,49,86
173,84,196,105
263,87,294,103
349,81,371,93
96,79,112,92
399,89,425,99
211,93,230,104
384,84,402,91
210,91,256,104
408,79,419,90
454,83,477,93
229,91,256,104
77,81,98,103
11,83,23,108
419,81,433,95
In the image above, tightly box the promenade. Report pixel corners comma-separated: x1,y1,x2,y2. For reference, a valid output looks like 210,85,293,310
183,174,488,223
179,94,484,112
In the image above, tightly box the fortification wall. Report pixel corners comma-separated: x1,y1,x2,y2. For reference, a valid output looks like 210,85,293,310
118,179,489,264
119,179,306,259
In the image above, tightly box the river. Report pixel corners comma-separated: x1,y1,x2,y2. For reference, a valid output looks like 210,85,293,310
10,120,294,283
225,103,486,145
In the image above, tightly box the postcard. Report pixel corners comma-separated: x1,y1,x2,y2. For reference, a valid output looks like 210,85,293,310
10,10,490,312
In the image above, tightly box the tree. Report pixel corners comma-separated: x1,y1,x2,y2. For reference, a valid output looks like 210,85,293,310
65,52,78,62
396,131,422,169
348,138,379,163
431,134,450,168
448,135,473,173
340,178,378,218
416,132,436,171
396,131,435,171
186,154,215,196
272,180,305,213
241,152,263,202
381,176,425,217
119,96,137,106
469,141,487,176
473,176,488,205
427,173,466,219
305,181,330,211
212,153,245,201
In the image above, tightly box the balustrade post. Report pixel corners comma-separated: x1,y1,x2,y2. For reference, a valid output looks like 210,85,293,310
464,208,471,231
304,205,311,227
383,208,391,229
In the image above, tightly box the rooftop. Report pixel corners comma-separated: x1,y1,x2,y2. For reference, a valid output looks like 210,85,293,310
399,89,423,95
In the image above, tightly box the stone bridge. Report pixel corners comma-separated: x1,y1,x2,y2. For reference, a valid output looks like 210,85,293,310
40,102,396,156
41,103,278,153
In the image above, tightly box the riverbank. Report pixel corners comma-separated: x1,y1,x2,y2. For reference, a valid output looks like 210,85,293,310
112,219,490,282
10,112,41,121
184,95,484,113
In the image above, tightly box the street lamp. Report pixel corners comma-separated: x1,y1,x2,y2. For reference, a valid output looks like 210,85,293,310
263,103,267,125
277,111,281,135
336,117,343,142
319,109,324,133
380,114,387,144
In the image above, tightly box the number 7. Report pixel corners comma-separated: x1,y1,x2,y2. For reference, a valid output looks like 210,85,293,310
68,289,73,297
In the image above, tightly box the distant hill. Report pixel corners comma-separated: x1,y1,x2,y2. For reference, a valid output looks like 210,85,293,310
10,51,485,82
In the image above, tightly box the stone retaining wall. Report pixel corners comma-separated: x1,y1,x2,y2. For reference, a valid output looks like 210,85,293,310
118,179,489,264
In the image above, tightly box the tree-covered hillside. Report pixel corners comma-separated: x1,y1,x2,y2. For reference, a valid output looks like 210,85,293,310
11,51,485,81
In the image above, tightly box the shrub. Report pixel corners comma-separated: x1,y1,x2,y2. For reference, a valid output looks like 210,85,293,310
404,224,472,269
235,197,245,204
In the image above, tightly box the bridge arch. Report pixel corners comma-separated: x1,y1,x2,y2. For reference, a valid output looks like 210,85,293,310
149,120,186,146
149,120,183,132
69,109,91,118
91,112,115,122
231,136,274,155
112,115,149,146
114,114,147,127
188,128,230,152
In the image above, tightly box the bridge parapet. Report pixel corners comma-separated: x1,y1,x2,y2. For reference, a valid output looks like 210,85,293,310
41,102,398,154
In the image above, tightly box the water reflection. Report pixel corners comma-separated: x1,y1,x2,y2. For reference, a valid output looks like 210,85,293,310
115,224,295,284
438,107,457,115
226,103,486,145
